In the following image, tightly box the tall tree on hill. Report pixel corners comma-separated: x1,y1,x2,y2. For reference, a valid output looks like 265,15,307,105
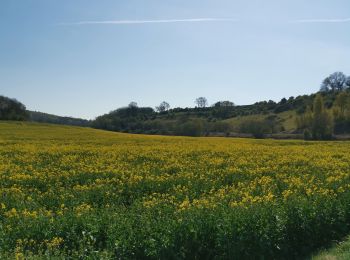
346,76,350,88
195,97,208,108
128,102,138,108
214,101,235,107
156,101,170,112
321,72,347,92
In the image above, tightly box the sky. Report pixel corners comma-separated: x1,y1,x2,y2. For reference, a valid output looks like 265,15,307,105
1,0,350,119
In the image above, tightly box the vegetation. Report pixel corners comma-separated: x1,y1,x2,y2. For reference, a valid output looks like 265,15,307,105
91,70,350,138
0,95,28,121
2,122,350,258
3,71,350,139
91,97,308,137
313,236,350,260
296,94,334,140
29,111,90,127
296,72,350,140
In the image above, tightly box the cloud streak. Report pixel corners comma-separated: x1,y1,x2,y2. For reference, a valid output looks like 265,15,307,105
290,18,350,24
59,18,237,26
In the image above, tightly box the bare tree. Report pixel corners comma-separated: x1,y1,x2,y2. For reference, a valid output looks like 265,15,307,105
156,101,170,112
195,97,208,108
321,72,347,92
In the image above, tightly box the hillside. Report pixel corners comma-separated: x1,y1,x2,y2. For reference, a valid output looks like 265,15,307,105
1,87,348,139
2,121,350,258
29,111,90,127
91,92,331,137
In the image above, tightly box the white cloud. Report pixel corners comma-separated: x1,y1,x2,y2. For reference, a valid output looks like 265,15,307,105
290,18,350,24
59,18,237,26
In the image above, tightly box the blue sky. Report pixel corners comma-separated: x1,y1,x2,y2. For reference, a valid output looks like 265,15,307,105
1,0,350,119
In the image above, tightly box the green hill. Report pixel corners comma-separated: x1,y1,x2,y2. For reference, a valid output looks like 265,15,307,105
1,87,349,138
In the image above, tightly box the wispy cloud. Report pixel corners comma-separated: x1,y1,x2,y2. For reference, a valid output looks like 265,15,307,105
59,18,237,26
290,18,350,24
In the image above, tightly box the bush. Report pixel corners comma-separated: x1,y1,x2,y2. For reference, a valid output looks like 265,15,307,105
239,120,270,138
176,119,204,137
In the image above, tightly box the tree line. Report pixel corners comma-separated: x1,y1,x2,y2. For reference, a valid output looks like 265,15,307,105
3,71,350,139
296,72,350,140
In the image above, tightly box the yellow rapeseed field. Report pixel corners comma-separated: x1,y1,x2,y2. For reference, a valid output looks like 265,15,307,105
1,121,350,259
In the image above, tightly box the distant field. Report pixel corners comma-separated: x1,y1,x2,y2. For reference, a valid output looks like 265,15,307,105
1,122,350,259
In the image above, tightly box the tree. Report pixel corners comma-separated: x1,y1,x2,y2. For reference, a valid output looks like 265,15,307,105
0,96,28,121
156,101,170,112
333,92,350,134
334,91,350,115
239,120,270,139
296,94,333,140
346,76,350,88
311,94,333,140
296,106,313,130
214,101,235,107
195,97,208,108
176,119,204,137
128,102,138,108
320,72,347,92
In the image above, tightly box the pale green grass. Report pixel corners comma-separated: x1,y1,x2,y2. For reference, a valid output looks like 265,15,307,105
224,110,297,132
312,236,350,260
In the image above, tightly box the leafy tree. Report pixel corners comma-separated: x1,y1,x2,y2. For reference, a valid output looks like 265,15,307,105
0,96,28,121
239,120,269,139
176,119,204,137
195,97,208,108
311,94,333,139
334,91,350,115
321,72,347,92
156,101,170,112
296,106,313,130
296,94,333,139
274,97,292,113
214,101,235,107
239,116,280,139
211,101,235,119
332,92,350,134
128,102,138,108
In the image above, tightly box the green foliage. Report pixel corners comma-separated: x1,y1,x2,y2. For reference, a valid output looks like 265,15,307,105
29,111,90,127
176,119,204,137
239,116,280,138
0,95,28,121
297,94,334,140
239,120,268,138
332,91,350,134
320,72,349,92
311,94,333,140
